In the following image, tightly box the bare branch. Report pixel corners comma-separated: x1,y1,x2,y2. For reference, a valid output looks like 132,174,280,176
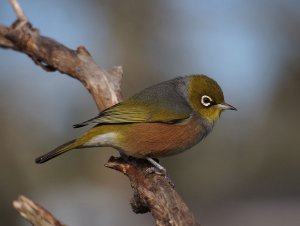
0,20,122,110
9,0,27,22
0,26,15,48
106,157,201,226
13,195,65,226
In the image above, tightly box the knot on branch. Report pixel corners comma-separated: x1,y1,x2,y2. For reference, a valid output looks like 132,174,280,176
130,192,150,214
7,21,35,50
76,46,91,56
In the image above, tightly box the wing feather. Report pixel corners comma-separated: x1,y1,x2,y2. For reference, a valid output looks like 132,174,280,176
73,77,192,128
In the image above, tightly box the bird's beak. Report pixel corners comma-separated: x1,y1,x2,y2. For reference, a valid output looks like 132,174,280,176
216,103,237,111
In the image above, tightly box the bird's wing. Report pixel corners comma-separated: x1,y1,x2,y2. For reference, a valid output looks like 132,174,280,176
73,103,189,128
73,77,192,128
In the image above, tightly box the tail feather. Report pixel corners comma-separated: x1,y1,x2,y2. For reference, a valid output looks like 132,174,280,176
73,122,89,128
35,139,78,164
73,114,101,128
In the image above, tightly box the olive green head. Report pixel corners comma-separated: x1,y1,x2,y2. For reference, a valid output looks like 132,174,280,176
187,75,236,122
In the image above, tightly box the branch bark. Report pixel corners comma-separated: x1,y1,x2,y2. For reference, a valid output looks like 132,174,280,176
1,1,201,225
13,195,65,226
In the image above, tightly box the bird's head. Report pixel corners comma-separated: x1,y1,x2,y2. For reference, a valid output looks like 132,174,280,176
187,75,236,122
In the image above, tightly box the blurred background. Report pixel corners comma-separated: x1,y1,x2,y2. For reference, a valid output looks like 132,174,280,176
1,0,300,225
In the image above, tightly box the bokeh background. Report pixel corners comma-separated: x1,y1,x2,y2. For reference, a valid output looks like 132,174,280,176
1,0,300,225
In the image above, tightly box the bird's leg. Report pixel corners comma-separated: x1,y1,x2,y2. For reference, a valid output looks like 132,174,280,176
119,152,165,173
145,157,175,187
118,153,173,186
119,153,164,173
145,157,167,175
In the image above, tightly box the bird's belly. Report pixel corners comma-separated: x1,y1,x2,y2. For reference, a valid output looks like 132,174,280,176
118,115,210,158
84,132,117,146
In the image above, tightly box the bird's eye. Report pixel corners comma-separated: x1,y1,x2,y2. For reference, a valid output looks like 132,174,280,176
201,95,213,107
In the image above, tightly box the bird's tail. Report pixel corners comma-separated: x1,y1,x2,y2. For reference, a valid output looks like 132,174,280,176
35,139,80,164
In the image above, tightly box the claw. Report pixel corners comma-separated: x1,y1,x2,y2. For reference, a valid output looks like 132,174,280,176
145,166,166,175
145,157,174,187
146,157,166,174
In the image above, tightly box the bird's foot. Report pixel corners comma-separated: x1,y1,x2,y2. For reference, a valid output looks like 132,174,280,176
145,157,174,188
145,166,166,175
146,157,166,175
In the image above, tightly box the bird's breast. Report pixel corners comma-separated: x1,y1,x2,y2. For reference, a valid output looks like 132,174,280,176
118,113,212,158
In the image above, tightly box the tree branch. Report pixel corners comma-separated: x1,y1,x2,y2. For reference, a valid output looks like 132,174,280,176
0,20,122,110
13,195,65,226
106,157,200,226
1,1,201,225
9,0,27,22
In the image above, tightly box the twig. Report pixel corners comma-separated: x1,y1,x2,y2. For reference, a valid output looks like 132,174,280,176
9,0,27,21
1,0,201,225
13,195,65,226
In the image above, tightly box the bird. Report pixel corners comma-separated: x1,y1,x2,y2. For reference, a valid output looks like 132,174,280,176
35,74,236,172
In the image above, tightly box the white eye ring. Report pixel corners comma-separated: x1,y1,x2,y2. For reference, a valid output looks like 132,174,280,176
201,95,213,107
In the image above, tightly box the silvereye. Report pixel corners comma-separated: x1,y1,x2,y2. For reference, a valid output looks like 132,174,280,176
35,75,236,171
